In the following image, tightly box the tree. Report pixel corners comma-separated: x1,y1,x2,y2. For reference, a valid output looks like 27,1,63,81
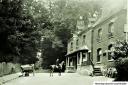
112,41,128,60
41,0,101,68
112,40,128,81
18,0,49,64
0,0,23,62
0,0,49,64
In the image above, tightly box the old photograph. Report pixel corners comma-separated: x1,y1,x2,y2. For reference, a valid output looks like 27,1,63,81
0,0,127,85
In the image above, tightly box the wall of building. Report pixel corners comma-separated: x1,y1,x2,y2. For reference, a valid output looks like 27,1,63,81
66,27,92,72
66,3,127,74
78,29,92,50
67,28,92,54
92,9,127,66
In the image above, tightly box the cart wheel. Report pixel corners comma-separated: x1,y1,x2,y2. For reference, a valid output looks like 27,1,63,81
25,72,29,76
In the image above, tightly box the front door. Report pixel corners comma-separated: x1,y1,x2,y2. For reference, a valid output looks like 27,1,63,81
73,56,77,69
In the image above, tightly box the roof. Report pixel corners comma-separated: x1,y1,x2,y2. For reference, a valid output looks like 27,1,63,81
79,45,89,51
66,45,89,56
21,65,33,70
93,0,126,27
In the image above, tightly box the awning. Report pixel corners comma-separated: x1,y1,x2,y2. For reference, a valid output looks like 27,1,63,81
66,45,89,56
78,45,89,51
65,50,78,56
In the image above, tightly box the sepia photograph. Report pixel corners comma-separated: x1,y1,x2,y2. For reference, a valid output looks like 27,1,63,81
0,0,127,85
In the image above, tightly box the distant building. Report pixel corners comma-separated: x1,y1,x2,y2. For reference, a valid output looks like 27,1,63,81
65,0,127,75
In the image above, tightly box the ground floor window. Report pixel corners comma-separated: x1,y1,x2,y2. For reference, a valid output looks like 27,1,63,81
97,48,102,62
77,53,80,64
67,57,69,66
108,44,114,60
82,52,87,62
88,52,92,61
69,58,73,66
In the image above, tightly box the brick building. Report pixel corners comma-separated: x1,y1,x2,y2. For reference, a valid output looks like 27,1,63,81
66,0,127,75
66,16,93,73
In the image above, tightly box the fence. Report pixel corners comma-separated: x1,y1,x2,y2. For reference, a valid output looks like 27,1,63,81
0,62,21,77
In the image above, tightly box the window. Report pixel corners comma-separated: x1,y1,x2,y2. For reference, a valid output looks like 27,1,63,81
76,39,79,49
69,58,73,66
77,53,80,64
97,48,102,62
108,22,114,38
82,35,86,45
82,52,87,62
108,44,114,60
97,28,102,41
70,42,73,51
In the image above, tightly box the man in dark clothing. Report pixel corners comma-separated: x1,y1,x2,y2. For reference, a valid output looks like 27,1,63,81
56,59,61,76
61,61,66,72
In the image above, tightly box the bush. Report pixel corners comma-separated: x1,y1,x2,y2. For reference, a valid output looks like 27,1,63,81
102,63,117,78
115,58,128,81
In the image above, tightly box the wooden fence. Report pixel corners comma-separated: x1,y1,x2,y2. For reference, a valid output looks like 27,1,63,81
0,62,21,77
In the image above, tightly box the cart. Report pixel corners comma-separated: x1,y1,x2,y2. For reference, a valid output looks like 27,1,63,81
21,64,34,76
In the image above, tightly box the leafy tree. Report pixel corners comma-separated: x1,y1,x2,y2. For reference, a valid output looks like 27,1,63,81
0,0,49,64
18,0,49,64
0,0,23,62
111,41,128,81
112,41,128,60
41,0,101,68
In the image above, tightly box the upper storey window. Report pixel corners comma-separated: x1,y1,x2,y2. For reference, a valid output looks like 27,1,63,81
97,28,102,42
82,35,86,45
108,22,114,38
70,42,73,51
76,39,79,49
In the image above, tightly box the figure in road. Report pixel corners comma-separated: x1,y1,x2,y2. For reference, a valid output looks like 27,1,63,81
61,61,66,72
49,65,55,77
49,58,63,76
56,58,59,66
56,59,61,76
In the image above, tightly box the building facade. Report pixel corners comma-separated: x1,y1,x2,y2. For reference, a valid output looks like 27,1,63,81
66,17,93,73
66,0,127,75
92,9,126,68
